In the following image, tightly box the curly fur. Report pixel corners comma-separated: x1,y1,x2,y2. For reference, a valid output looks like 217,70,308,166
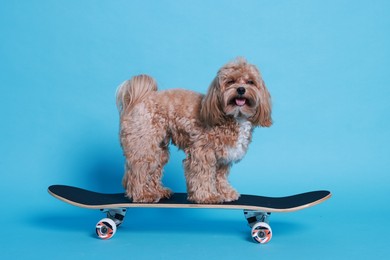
116,58,272,203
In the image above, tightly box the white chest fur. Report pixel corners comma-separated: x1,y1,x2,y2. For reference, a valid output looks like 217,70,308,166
224,121,252,164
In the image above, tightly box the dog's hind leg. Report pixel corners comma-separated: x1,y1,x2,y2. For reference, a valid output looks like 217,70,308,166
122,133,171,203
149,141,172,200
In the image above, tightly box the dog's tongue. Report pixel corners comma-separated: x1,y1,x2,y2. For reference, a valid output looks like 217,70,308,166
235,98,246,106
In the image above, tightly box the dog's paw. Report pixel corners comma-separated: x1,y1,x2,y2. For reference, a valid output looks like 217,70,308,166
158,187,172,199
127,186,172,203
187,193,224,204
221,189,240,202
134,196,161,203
131,192,163,203
216,184,240,203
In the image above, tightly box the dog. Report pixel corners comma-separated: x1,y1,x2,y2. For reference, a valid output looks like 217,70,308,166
116,58,272,204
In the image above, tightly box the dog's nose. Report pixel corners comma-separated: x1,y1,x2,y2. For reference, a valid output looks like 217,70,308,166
237,87,246,95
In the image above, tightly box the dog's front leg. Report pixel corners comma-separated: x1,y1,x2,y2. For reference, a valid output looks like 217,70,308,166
216,164,240,202
183,151,223,204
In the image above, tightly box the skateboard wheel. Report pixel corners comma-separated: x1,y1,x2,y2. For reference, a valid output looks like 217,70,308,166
96,218,117,240
251,222,272,244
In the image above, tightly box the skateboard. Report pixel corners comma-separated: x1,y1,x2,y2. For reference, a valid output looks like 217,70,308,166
48,185,331,244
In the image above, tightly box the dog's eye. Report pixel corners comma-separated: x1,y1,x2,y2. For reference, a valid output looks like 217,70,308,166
227,79,235,85
246,80,255,85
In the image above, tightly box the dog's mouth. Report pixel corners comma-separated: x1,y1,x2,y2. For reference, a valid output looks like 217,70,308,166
229,97,253,107
235,98,246,106
225,95,257,118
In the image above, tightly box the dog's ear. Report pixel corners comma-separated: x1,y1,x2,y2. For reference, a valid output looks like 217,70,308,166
250,79,272,127
200,76,225,127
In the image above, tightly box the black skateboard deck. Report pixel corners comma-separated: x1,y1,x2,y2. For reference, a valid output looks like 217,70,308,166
48,185,331,243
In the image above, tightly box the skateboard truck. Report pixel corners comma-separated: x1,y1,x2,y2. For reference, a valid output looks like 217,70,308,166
244,210,272,244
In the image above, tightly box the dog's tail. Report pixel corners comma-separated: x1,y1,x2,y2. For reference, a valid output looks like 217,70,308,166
116,74,158,116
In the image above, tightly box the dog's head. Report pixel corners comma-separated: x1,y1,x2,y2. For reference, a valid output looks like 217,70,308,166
200,58,272,127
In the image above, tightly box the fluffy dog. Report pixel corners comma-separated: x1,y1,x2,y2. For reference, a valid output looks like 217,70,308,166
116,58,272,204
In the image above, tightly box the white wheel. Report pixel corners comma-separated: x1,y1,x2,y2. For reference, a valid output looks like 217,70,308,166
251,222,272,244
96,218,117,240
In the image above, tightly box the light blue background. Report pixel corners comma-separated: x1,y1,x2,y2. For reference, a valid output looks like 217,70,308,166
1,0,389,259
